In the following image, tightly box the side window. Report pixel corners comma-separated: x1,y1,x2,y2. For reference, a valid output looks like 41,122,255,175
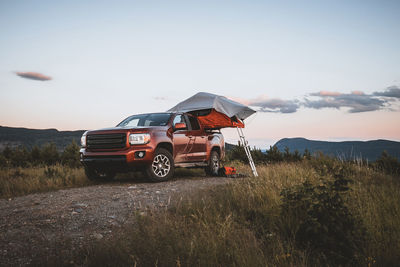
173,114,184,125
188,115,200,130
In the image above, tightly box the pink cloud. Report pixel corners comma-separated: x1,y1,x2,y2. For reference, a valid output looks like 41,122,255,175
16,71,52,81
317,91,342,96
351,91,364,95
227,94,269,106
226,96,251,106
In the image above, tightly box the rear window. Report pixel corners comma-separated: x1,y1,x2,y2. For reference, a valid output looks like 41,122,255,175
117,113,172,127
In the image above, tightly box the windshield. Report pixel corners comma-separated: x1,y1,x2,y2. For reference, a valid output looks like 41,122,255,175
117,113,172,127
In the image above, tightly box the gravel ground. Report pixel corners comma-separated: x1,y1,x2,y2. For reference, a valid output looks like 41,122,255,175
0,176,232,266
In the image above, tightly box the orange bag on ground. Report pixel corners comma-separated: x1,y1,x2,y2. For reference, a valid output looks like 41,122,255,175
218,167,237,177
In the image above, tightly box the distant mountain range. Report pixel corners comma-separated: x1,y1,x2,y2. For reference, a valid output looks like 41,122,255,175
0,126,85,151
275,137,400,161
1,126,399,161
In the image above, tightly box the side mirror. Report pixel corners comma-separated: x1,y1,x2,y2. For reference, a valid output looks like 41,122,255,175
174,122,187,130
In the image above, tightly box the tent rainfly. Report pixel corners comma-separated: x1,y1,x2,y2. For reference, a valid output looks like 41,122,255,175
168,92,258,177
167,92,256,129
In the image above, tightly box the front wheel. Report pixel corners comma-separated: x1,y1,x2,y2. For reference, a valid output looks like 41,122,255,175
85,167,116,181
145,148,174,182
206,150,220,176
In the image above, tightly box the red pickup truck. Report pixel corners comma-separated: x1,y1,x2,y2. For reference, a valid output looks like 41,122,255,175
80,112,224,182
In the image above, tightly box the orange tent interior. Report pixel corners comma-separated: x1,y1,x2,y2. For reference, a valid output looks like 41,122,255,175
190,109,244,129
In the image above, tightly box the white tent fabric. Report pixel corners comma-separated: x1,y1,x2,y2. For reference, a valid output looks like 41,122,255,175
168,92,256,120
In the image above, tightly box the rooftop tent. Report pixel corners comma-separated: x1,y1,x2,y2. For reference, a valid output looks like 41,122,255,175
167,92,256,129
168,92,259,177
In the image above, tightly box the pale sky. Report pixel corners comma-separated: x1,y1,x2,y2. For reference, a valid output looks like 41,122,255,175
1,0,399,148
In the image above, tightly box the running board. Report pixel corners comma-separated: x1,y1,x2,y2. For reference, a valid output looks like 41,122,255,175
175,162,208,168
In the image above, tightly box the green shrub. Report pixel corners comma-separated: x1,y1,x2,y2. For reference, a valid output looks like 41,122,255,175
2,146,12,159
265,145,284,163
283,147,302,162
0,141,82,167
61,141,81,168
30,145,41,165
373,151,400,176
281,169,366,265
303,149,312,160
226,145,248,162
0,154,8,168
9,146,31,167
40,143,60,165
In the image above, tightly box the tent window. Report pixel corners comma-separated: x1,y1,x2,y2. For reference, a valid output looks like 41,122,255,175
190,109,212,117
188,115,200,130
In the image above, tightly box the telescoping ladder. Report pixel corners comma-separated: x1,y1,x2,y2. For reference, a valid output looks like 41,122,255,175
236,127,258,177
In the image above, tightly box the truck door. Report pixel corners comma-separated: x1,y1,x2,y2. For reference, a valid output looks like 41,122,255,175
171,114,192,163
186,114,207,162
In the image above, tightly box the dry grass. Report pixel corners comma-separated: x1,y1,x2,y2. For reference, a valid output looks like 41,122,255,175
348,166,400,266
0,165,208,199
0,165,90,198
2,160,399,266
80,160,400,267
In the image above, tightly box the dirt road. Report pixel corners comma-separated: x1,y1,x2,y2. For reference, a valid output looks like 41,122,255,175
0,176,231,266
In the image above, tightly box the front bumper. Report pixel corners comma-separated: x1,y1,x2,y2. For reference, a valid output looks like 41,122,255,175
80,145,155,171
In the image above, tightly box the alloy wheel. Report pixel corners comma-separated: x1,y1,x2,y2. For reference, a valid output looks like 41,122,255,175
152,154,171,177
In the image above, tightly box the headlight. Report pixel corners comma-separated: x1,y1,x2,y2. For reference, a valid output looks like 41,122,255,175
81,133,87,147
129,133,150,145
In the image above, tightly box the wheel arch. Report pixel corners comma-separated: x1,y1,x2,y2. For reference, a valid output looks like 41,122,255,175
211,146,220,154
210,146,221,159
156,142,173,155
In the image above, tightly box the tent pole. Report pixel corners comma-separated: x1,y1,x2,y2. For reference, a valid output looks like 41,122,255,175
236,127,258,177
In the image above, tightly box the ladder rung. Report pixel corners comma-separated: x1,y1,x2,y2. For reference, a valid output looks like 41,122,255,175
236,127,258,177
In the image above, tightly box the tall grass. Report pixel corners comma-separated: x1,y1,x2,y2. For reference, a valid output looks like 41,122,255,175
2,157,399,266
82,160,400,267
0,165,89,198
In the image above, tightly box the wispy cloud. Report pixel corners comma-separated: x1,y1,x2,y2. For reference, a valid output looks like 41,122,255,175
16,71,52,81
249,98,300,113
227,95,300,113
230,85,400,114
154,86,400,114
373,86,400,98
304,91,386,113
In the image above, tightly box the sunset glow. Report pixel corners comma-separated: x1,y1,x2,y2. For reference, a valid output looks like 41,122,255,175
1,0,399,148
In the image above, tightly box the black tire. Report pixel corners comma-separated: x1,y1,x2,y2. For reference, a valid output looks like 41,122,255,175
85,167,115,181
206,150,220,176
145,148,174,182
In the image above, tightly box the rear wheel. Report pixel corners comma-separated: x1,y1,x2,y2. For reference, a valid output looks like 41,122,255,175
146,148,174,182
206,150,220,176
85,167,115,181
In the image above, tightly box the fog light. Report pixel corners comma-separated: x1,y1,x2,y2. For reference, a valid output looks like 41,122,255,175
135,151,146,159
